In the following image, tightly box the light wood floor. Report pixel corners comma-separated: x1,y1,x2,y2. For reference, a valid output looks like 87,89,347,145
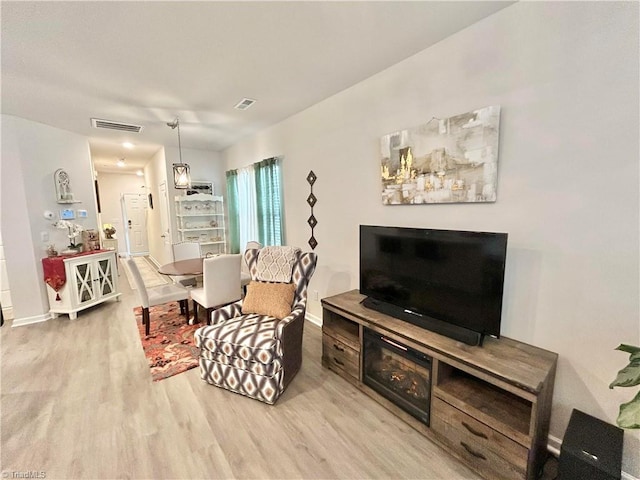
1,275,557,479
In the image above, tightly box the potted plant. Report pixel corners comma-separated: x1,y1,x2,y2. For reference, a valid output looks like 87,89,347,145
53,220,84,253
103,224,116,239
609,344,640,429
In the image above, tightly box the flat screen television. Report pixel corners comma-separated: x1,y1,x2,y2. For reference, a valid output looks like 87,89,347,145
360,225,508,346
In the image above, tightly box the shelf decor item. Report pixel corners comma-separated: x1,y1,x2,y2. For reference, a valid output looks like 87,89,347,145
54,168,77,203
103,224,116,239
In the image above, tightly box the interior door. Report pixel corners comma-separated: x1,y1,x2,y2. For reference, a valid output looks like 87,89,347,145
122,193,149,255
158,182,173,263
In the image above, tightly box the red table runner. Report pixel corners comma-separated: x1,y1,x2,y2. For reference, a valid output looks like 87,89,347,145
42,257,66,299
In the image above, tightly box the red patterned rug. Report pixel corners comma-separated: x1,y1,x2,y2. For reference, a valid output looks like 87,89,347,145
134,303,202,382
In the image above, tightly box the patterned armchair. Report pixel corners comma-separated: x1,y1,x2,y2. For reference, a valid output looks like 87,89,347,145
194,247,318,404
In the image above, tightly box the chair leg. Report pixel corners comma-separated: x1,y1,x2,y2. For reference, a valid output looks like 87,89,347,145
184,300,190,325
179,300,185,315
143,307,150,336
206,307,213,326
192,300,198,323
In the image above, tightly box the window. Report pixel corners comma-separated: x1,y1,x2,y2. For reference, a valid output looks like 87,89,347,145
226,157,283,253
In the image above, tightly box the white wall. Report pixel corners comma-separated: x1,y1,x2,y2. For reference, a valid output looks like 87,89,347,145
1,115,98,323
223,2,639,476
144,148,170,265
96,171,146,254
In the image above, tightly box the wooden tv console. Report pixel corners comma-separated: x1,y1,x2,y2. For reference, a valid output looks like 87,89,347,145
321,290,558,480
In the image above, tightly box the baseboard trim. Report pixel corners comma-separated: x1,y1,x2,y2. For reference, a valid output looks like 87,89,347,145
547,433,561,457
1,306,14,321
305,311,321,327
146,256,161,268
12,312,51,327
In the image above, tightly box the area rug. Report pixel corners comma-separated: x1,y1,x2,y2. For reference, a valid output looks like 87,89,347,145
134,303,200,382
124,256,170,289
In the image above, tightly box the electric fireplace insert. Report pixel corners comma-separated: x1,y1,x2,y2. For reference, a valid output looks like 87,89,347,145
363,328,432,425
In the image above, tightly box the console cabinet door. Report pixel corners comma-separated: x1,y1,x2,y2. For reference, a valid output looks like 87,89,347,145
71,258,97,306
95,256,116,297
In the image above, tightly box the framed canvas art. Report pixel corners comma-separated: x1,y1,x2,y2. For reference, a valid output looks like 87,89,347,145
380,105,501,205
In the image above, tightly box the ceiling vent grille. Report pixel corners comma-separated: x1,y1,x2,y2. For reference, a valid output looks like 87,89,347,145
91,118,144,133
234,98,256,110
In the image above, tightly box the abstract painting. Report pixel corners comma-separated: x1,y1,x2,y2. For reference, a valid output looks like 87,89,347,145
380,105,501,205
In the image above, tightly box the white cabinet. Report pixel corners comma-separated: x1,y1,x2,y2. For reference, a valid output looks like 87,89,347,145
45,250,120,319
175,193,226,256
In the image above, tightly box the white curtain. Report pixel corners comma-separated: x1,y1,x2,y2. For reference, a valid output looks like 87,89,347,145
237,165,259,251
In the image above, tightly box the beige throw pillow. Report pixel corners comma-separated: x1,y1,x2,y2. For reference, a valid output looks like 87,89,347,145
241,281,296,320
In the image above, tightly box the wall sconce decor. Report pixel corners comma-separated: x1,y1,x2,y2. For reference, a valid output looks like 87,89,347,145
167,117,191,189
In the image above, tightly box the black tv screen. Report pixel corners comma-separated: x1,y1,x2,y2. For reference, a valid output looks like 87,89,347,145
360,226,507,342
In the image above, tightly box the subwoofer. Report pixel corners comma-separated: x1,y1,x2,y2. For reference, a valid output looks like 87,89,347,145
558,409,623,480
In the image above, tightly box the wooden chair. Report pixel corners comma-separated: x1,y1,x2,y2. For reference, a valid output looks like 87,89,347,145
190,254,242,324
125,257,190,335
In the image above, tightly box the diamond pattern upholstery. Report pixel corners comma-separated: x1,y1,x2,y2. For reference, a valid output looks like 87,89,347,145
194,247,317,404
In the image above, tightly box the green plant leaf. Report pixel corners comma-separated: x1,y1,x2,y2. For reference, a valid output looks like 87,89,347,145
615,344,640,355
609,355,640,388
617,390,640,429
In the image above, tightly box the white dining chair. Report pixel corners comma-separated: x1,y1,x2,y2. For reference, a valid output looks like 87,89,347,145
126,257,191,335
172,242,201,287
190,254,242,324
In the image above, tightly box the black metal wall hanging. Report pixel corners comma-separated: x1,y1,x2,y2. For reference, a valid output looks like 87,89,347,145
306,171,318,250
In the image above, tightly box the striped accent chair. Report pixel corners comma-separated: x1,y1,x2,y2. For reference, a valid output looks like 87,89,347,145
194,248,318,404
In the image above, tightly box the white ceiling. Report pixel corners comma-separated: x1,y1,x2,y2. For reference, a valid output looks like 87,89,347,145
1,1,512,174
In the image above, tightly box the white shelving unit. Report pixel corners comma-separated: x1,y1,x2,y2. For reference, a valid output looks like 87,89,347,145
175,193,226,256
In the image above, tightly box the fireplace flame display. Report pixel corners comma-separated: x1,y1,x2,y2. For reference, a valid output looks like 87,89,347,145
372,355,429,401
363,330,432,425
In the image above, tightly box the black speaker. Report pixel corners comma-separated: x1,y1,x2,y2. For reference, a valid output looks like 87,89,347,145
558,409,623,480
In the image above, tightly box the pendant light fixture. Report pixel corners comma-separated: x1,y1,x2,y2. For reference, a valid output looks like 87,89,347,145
167,117,191,189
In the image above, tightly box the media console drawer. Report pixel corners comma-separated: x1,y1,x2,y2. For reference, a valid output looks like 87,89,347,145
322,333,359,380
431,397,528,475
431,412,526,480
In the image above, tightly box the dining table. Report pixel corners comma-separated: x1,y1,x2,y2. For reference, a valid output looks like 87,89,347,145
157,257,204,276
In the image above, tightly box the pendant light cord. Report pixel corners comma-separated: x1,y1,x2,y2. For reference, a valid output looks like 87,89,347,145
176,118,183,164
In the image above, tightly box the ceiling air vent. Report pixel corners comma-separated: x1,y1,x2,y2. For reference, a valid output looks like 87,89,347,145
234,98,256,110
91,118,144,133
